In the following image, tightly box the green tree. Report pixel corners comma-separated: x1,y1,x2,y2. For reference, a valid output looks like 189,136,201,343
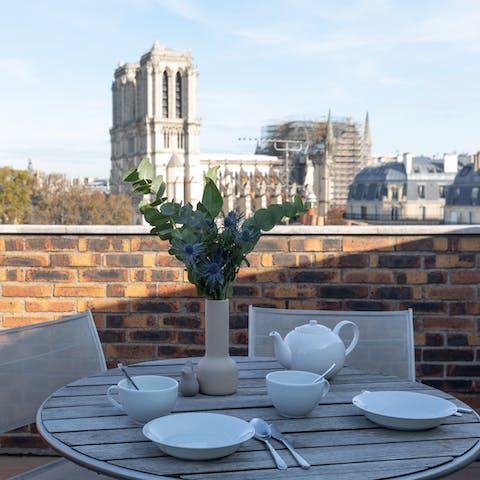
0,167,35,223
32,175,134,225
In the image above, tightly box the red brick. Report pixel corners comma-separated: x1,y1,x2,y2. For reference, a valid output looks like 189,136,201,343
343,270,394,283
77,299,129,312
290,237,322,251
423,317,474,330
124,284,157,297
264,284,317,298
155,253,184,267
25,269,76,282
104,344,156,359
451,271,480,284
5,239,24,250
256,237,289,251
105,254,145,267
54,284,105,297
342,237,396,252
3,316,53,327
132,269,183,282
131,237,167,251
0,254,49,267
85,238,130,252
0,299,23,311
25,300,76,312
51,253,101,267
2,284,52,297
424,286,475,300
79,269,129,282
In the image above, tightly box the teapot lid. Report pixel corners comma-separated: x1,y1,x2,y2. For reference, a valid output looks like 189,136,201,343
294,320,331,334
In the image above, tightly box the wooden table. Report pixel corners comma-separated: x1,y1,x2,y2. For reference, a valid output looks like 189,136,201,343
36,357,480,480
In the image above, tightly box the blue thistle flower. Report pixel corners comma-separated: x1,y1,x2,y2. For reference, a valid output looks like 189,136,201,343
223,211,239,231
202,259,224,290
171,239,203,265
236,227,257,243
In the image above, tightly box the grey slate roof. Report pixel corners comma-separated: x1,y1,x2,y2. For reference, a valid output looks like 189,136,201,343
445,164,480,206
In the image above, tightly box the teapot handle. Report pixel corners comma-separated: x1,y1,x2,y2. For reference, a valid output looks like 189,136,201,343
333,320,359,357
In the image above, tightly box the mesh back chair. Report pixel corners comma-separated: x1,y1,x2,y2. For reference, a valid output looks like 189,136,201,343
0,310,113,479
248,306,415,381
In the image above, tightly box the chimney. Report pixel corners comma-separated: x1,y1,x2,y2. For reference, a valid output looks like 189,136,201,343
403,153,413,174
444,153,458,173
474,151,480,172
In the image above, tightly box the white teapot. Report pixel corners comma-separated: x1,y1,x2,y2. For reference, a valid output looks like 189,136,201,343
270,320,359,378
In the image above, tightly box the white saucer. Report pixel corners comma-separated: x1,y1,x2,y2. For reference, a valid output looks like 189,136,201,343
352,390,458,430
143,412,255,460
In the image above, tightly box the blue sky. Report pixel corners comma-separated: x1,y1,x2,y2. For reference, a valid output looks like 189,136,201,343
1,0,479,178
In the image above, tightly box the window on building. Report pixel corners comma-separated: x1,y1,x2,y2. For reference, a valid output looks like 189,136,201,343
127,137,134,154
469,211,474,224
162,71,169,117
472,187,479,204
454,187,460,202
418,184,425,199
439,185,445,198
392,188,398,201
391,207,398,220
361,206,367,219
419,206,426,220
176,72,182,118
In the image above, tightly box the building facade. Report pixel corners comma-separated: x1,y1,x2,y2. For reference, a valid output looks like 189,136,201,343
110,43,371,224
110,41,202,203
444,152,480,224
256,113,371,218
346,153,468,224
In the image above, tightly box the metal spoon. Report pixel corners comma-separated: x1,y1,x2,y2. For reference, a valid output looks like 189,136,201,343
269,423,310,469
250,418,287,470
117,363,140,390
313,363,336,383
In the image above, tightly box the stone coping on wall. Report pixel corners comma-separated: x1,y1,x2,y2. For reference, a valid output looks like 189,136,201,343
0,224,480,235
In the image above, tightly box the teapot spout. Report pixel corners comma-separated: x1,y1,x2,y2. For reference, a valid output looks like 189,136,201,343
269,331,292,369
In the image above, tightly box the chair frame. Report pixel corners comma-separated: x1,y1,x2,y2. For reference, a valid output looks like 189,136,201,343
248,306,415,381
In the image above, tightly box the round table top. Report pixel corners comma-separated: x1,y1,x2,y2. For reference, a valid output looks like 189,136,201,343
37,357,480,480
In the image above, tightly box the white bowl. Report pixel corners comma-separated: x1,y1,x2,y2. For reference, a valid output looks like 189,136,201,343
266,370,330,418
352,390,458,430
143,412,255,460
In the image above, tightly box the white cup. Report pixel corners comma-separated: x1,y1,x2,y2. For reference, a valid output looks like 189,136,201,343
107,375,178,424
266,370,330,418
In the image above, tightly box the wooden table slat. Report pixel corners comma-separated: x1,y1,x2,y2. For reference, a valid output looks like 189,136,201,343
37,357,480,480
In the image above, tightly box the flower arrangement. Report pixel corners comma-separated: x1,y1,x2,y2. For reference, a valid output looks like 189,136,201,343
124,159,309,300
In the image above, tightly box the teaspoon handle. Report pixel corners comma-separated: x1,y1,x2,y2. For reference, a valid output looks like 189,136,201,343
264,439,288,470
278,437,311,469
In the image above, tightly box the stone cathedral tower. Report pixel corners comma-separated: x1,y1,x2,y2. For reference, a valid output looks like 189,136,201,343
109,41,202,203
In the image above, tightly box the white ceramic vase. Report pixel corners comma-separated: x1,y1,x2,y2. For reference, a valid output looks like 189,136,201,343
197,299,238,395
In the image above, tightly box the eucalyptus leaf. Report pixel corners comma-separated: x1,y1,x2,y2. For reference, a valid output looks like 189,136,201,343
123,158,307,300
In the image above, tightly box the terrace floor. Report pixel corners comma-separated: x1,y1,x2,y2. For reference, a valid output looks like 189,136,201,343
0,455,479,480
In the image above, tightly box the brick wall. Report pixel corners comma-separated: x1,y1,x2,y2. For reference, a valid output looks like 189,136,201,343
1,224,479,453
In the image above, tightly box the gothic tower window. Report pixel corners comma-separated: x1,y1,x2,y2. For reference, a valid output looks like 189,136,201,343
162,71,169,117
176,72,182,118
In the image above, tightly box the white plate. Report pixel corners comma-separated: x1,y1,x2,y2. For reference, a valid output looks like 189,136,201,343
143,412,255,460
352,390,458,430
